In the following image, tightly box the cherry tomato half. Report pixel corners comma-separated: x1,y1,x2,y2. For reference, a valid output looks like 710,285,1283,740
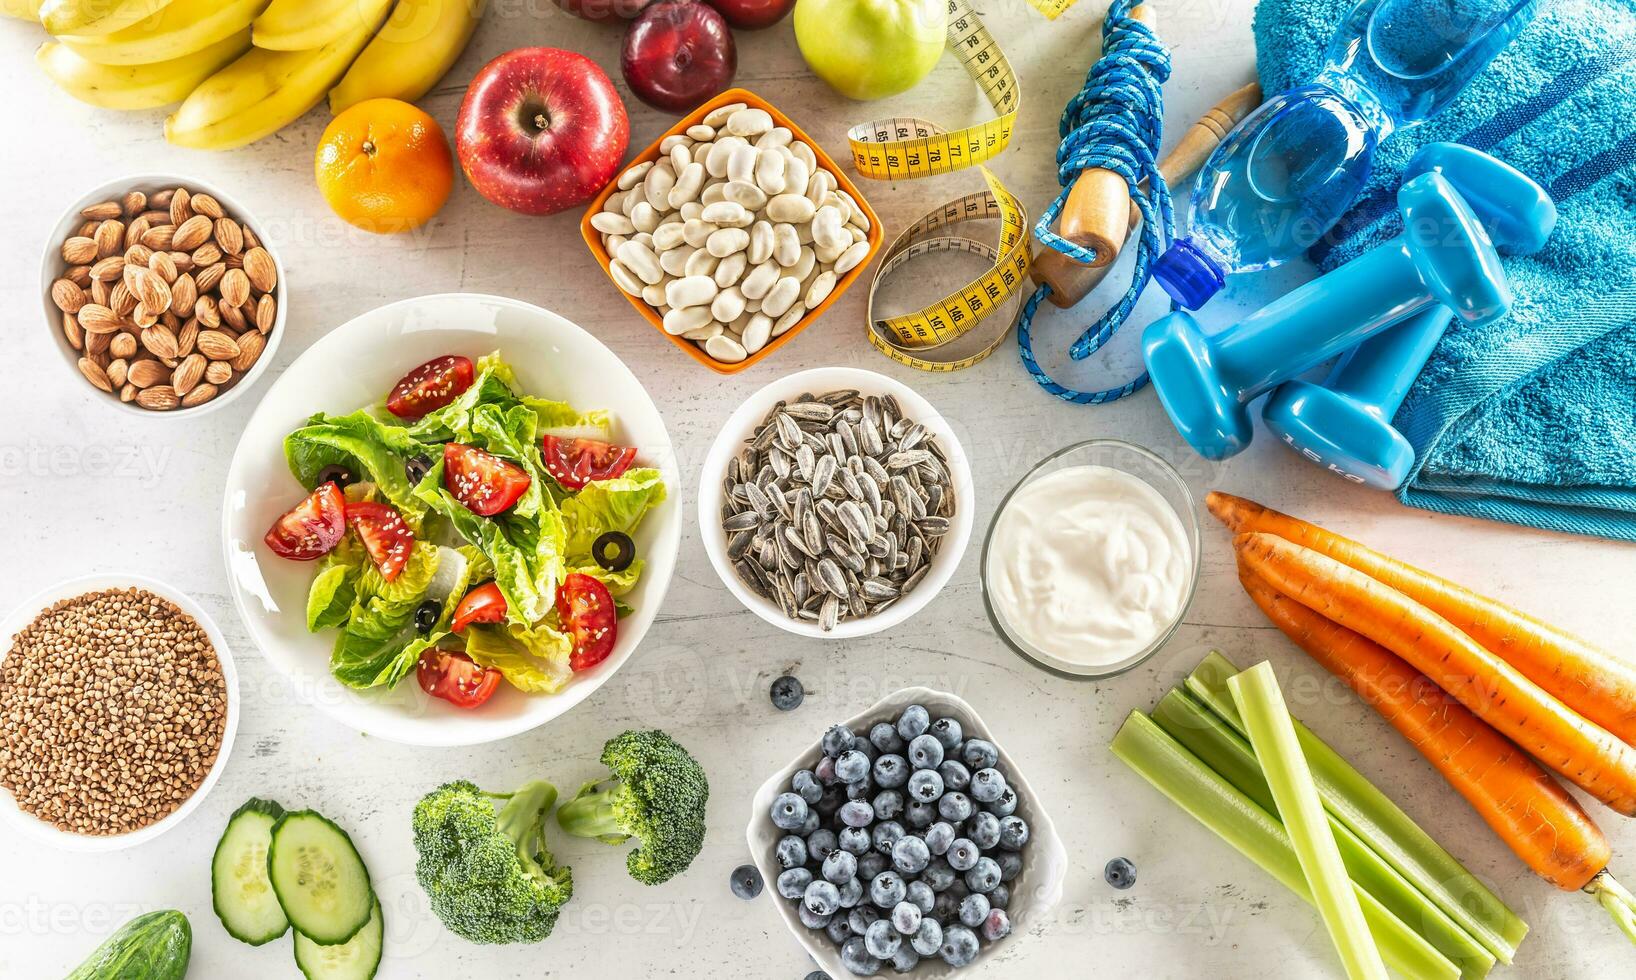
557,572,617,671
416,648,502,709
344,501,415,581
443,442,531,516
264,482,347,561
386,355,475,420
451,581,508,632
541,436,637,491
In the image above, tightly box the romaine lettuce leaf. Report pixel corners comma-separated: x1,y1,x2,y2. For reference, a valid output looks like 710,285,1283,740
306,563,356,631
284,410,433,519
463,621,573,694
326,541,442,689
560,467,666,566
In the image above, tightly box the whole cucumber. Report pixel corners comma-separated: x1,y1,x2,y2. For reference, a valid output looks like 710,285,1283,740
64,910,191,980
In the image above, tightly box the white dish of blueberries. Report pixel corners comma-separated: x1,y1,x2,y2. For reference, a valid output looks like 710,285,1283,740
747,687,1066,976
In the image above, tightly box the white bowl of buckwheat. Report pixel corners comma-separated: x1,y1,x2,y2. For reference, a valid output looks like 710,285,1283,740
0,573,239,852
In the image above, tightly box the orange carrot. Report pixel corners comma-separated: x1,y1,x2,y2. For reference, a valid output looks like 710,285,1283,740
1238,561,1610,890
1208,491,1636,749
1235,530,1636,817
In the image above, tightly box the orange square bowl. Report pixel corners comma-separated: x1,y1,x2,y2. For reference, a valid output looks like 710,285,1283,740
580,88,883,375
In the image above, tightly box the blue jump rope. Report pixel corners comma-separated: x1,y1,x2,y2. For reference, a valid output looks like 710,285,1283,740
1019,0,1173,404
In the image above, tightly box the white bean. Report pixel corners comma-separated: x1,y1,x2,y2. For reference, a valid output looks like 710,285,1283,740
591,211,635,235
722,181,767,211
622,189,642,217
659,133,690,154
705,136,744,178
701,101,746,127
682,321,724,341
705,183,731,206
725,107,773,137
701,201,752,228
782,154,811,199
849,225,867,243
713,251,747,288
837,190,869,231
812,205,847,250
741,312,773,353
605,233,628,255
742,259,780,300
707,227,749,257
744,295,762,314
669,162,706,209
762,276,801,317
834,240,871,275
682,219,716,249
630,201,659,234
668,143,692,174
796,220,814,245
711,285,746,322
643,163,675,212
773,223,801,266
747,221,774,265
767,194,815,223
666,275,718,309
804,169,833,206
772,302,807,337
608,259,644,296
684,249,719,278
705,334,748,363
755,126,793,150
693,142,712,166
680,201,704,222
663,305,712,335
659,246,691,277
728,144,759,184
616,161,652,191
616,240,663,285
686,124,715,141
652,222,687,252
642,282,667,306
630,232,653,250
755,150,787,194
790,245,816,283
805,271,837,308
815,240,846,265
790,140,817,172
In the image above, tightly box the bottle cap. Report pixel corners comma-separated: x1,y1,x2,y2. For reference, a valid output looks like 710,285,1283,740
1152,238,1225,310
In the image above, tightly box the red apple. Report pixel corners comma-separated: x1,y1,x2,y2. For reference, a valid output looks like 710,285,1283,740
621,0,737,112
703,0,793,29
552,0,653,22
456,48,630,216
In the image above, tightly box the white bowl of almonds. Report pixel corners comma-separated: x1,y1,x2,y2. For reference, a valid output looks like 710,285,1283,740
40,174,285,416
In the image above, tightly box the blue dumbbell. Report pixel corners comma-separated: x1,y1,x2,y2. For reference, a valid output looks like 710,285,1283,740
1261,144,1556,488
1140,169,1510,461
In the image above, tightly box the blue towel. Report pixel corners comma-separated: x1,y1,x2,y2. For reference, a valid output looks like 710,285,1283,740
1253,0,1636,540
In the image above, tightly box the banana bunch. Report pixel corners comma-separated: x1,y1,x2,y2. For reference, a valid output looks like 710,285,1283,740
18,0,485,151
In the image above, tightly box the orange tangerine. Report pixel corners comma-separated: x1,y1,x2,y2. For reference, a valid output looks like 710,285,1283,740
315,98,453,234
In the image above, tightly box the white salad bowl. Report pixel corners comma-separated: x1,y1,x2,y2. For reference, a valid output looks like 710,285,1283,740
698,367,975,639
747,687,1068,976
221,293,681,747
0,573,240,853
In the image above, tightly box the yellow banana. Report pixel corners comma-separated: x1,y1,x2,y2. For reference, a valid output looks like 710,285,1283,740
39,0,179,37
58,0,268,67
166,17,380,150
252,0,392,51
329,0,484,113
38,29,249,110
2,0,43,22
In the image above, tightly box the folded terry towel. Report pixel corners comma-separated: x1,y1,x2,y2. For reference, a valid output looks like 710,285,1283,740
1254,0,1636,540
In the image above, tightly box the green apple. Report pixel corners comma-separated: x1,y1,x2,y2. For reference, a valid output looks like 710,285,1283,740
794,0,947,101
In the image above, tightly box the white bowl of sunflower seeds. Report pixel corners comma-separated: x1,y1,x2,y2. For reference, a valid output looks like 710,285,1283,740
699,367,974,639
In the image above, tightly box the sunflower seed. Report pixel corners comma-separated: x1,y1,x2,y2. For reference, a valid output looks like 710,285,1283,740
784,401,835,422
728,529,754,558
917,516,952,536
723,510,760,532
775,412,803,449
887,450,933,470
816,558,848,597
819,596,841,631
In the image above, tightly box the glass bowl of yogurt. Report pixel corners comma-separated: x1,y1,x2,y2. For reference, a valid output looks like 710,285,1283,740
981,440,1200,679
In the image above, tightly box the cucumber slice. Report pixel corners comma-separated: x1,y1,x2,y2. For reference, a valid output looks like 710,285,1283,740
213,797,291,946
294,899,383,980
268,810,375,946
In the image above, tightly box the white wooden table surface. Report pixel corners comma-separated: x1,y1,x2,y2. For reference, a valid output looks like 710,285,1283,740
2,1,1633,977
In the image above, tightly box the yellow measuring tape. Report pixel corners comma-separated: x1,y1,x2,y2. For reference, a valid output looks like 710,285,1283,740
850,0,1071,370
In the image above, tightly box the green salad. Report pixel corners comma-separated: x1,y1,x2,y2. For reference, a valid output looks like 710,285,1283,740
264,352,665,709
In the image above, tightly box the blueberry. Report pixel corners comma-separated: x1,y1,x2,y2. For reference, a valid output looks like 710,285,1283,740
799,903,833,929
849,905,881,935
801,809,821,835
872,754,908,788
777,835,808,870
823,725,855,758
939,924,980,967
889,946,919,974
905,769,943,803
835,750,870,783
869,721,906,753
955,737,995,769
969,768,1007,804
837,876,864,909
770,675,804,710
924,821,955,856
872,790,904,821
896,705,930,740
891,834,931,875
846,780,873,802
730,864,763,900
938,792,974,823
965,857,1001,894
968,811,1000,849
826,917,853,945
771,793,810,831
937,759,971,792
931,888,961,923
805,879,841,915
984,786,1018,817
857,852,888,882
808,972,834,980
815,756,841,785
824,849,858,884
906,733,944,770
851,735,879,761
792,769,823,804
839,827,871,855
869,871,906,908
864,919,901,959
929,717,963,750
777,867,813,899
906,880,934,913
997,851,1023,883
816,781,847,816
903,799,936,829
1105,856,1137,889
921,858,955,892
839,801,874,828
988,883,1010,909
998,815,1029,851
890,900,922,935
957,892,990,928
981,908,1012,942
839,936,881,977
808,828,839,862
946,838,979,872
871,821,905,856
911,917,943,956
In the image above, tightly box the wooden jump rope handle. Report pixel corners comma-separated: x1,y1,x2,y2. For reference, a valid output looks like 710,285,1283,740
1031,80,1263,309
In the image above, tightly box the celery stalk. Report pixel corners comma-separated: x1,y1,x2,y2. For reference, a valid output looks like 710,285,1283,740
1188,651,1527,963
1151,689,1496,979
1111,711,1460,980
1229,662,1388,980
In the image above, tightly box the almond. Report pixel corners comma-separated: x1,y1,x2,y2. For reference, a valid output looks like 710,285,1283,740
94,219,124,258
107,358,129,389
243,246,277,294
229,330,264,372
141,225,175,251
214,217,244,256
136,385,180,411
66,265,92,288
124,215,150,250
150,188,175,210
195,262,226,294
51,278,87,314
220,267,251,308
173,214,213,252
205,360,233,385
78,356,112,393
194,294,221,329
255,294,277,334
128,359,167,388
171,353,205,396
110,331,137,360
124,243,153,269
77,304,122,334
169,250,194,274
91,278,110,306
132,303,159,329
109,281,136,318
120,383,137,403
177,317,199,357
90,256,125,282
181,382,218,408
81,200,122,221
62,236,97,264
121,190,146,217
131,266,171,314
242,224,261,249
148,249,178,285
221,299,248,332
191,193,224,219
196,329,241,361
61,312,83,351
86,329,112,356
75,219,99,239
192,241,222,267
170,273,197,316
139,209,172,227
170,187,192,226
141,324,180,360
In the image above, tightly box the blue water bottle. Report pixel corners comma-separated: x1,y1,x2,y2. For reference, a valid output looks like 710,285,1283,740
1150,0,1537,310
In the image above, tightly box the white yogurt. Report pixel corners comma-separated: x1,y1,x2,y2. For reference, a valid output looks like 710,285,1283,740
986,464,1192,669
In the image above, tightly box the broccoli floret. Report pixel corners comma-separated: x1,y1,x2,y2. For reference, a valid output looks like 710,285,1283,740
412,779,573,944
556,730,709,885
